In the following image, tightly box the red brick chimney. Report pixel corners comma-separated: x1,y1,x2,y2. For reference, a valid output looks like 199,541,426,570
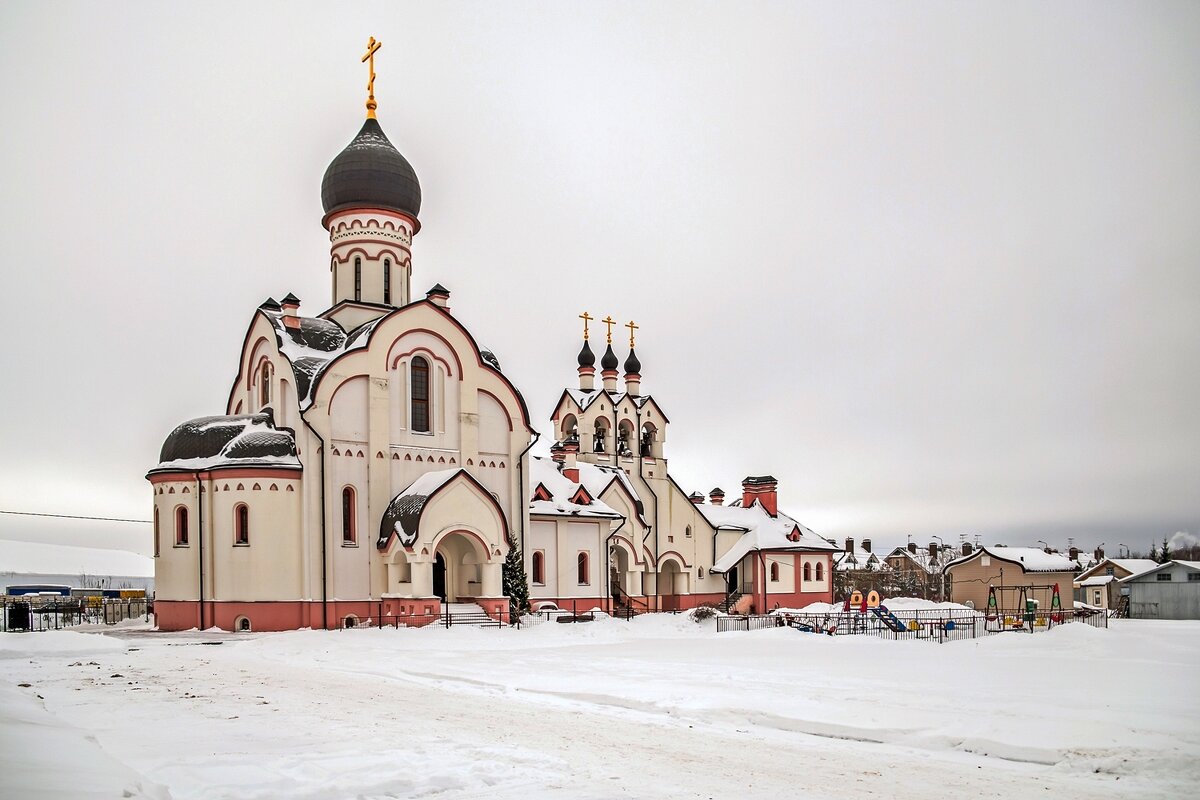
688,491,704,506
908,541,918,554
281,293,301,329
709,487,725,506
742,476,778,517
861,538,872,554
563,440,579,483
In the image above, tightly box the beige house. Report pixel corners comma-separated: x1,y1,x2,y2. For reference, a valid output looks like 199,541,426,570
1073,558,1158,610
944,546,1076,612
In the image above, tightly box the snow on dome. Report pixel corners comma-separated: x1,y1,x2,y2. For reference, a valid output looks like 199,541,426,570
151,412,300,473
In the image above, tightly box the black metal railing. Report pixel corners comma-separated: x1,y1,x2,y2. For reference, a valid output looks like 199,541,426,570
716,606,1107,641
1,597,150,633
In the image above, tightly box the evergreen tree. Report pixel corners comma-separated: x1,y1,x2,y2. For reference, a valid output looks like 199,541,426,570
502,541,531,620
1149,543,1159,562
1160,536,1172,563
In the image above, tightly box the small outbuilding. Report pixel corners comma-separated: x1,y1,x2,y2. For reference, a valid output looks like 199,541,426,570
1120,561,1200,620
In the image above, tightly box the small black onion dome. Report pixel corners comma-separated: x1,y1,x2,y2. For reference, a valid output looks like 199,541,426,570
624,348,641,375
601,344,619,371
577,340,595,368
321,118,422,221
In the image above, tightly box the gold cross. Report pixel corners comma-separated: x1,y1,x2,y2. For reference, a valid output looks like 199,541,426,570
626,320,639,348
579,311,593,341
602,315,615,345
362,37,382,119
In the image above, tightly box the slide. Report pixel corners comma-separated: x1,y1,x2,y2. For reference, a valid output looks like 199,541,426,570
870,605,907,633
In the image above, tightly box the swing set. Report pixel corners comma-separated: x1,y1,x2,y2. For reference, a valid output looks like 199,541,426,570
984,583,1064,632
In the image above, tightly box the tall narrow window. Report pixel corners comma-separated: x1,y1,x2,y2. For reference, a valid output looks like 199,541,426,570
234,504,250,545
153,508,160,557
770,562,779,582
803,562,812,582
175,506,189,546
410,356,430,432
383,258,392,305
577,552,590,585
259,362,271,407
342,487,356,544
815,561,824,581
354,257,362,301
532,550,545,585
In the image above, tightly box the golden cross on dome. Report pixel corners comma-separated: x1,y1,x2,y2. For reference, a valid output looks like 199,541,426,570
626,320,639,348
362,37,382,119
579,311,593,341
602,315,616,344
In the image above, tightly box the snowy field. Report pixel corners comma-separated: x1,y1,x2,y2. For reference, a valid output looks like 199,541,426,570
2,615,1197,800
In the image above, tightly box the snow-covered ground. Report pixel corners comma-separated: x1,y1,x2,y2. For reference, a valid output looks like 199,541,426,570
1,615,1197,799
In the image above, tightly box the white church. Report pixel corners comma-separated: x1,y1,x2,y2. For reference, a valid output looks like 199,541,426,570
148,42,837,631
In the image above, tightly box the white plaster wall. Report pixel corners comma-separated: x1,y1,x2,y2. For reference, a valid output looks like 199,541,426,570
800,554,830,593
208,478,303,600
766,554,796,594
528,520,558,597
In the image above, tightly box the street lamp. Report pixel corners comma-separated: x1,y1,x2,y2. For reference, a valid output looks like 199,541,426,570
1119,543,1129,558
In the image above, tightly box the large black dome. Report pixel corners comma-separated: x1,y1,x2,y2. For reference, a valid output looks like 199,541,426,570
321,117,421,221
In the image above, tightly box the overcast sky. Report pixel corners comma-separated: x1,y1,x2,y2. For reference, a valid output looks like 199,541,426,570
1,2,1197,557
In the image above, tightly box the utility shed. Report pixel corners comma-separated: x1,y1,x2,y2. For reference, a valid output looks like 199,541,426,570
1121,561,1200,620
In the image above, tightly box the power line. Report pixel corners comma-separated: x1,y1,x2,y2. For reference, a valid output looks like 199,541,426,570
0,510,152,525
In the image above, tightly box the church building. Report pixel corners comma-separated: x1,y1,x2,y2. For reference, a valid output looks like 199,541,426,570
147,41,836,631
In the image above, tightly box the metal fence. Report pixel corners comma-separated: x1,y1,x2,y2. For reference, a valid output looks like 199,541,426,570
336,608,517,630
716,606,1107,642
1,597,150,633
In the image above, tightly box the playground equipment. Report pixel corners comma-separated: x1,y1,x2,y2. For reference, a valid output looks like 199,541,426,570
985,584,1062,632
870,605,907,633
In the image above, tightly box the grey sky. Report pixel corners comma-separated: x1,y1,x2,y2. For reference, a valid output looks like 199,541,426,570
1,2,1197,557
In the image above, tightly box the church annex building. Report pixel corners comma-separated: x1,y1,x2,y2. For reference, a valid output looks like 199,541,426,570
148,46,836,631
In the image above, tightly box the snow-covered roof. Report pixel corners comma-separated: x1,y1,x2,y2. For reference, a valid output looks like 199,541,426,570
527,457,623,520
1076,558,1160,582
377,469,462,547
151,412,300,474
1119,560,1200,582
702,502,837,573
266,313,376,409
944,546,1076,574
885,545,958,575
1077,575,1115,587
834,543,881,571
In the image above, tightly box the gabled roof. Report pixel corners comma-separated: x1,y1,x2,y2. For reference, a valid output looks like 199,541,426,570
943,545,1076,574
700,502,837,573
377,469,463,548
1075,558,1160,583
1118,560,1200,582
884,545,957,575
527,457,623,520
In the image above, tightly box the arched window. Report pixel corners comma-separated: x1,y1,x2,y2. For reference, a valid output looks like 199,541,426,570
617,420,635,456
803,562,812,582
354,257,362,301
410,356,430,432
815,561,824,582
593,419,609,453
236,616,251,632
532,550,545,585
259,361,272,407
640,423,657,457
577,552,590,585
153,507,160,557
560,413,578,442
383,258,392,304
175,506,189,546
342,487,356,544
770,562,779,582
685,525,692,539
234,504,249,545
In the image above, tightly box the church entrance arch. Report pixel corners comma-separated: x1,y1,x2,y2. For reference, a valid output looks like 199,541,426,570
433,531,486,603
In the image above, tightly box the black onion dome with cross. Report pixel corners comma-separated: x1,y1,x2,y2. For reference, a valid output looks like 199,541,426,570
321,37,422,224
